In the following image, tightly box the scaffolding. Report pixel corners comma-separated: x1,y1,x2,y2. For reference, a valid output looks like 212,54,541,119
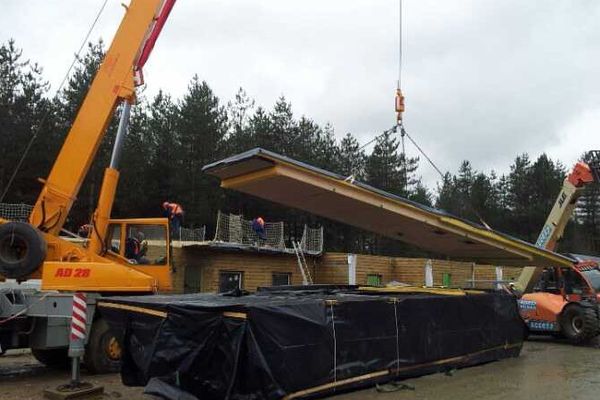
213,211,323,255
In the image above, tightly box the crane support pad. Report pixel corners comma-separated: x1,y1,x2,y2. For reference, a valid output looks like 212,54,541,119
99,287,524,399
202,148,574,268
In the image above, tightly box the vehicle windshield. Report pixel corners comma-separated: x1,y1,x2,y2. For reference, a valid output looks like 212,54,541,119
581,269,600,292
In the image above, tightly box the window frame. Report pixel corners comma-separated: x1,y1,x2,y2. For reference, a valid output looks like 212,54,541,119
366,274,382,286
218,271,244,293
272,272,292,286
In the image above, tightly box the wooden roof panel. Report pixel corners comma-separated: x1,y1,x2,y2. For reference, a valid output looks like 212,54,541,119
203,148,574,268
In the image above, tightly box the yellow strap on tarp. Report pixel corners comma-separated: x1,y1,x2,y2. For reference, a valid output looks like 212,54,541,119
358,286,484,296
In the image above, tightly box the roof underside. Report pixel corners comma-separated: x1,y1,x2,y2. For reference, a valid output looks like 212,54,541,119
203,148,574,268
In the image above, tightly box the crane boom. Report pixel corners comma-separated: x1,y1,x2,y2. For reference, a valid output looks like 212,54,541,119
28,0,170,236
514,154,600,293
535,161,595,251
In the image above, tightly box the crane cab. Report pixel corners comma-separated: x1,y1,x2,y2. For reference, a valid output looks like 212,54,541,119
103,218,173,291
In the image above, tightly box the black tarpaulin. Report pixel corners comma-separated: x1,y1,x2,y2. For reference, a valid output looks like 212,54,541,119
99,287,524,400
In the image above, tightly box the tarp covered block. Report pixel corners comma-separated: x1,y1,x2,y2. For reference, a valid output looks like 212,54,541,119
100,288,524,399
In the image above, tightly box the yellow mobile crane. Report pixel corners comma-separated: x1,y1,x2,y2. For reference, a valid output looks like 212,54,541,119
0,0,177,372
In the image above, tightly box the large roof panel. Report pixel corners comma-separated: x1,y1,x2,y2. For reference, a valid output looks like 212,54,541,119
203,148,574,268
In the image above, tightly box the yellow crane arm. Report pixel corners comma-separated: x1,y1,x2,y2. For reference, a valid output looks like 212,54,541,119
29,0,168,235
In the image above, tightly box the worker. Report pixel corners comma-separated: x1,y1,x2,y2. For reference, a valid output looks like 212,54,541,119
252,217,267,240
78,223,93,238
125,231,148,264
163,201,184,236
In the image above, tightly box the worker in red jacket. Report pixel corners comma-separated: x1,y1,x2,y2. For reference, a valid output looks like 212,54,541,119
162,201,184,237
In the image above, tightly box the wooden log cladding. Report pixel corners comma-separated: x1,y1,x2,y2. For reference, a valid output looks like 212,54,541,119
315,253,524,288
172,247,304,293
314,253,349,284
171,247,525,293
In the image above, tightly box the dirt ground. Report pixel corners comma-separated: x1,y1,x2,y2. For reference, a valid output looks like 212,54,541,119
0,338,598,400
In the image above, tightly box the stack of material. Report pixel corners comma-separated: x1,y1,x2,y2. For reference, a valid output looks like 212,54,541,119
99,286,524,400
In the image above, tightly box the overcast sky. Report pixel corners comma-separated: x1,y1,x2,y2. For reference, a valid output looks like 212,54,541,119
2,0,599,188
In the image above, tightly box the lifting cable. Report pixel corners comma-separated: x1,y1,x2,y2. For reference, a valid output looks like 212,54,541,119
347,0,447,190
393,0,444,184
0,0,110,203
396,0,408,192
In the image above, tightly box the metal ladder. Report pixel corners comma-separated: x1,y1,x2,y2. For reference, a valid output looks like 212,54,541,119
292,241,313,285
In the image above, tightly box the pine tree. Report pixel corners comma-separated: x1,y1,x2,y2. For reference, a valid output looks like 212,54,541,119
269,96,297,155
0,40,54,204
338,133,366,180
410,181,433,207
436,172,458,213
226,87,255,152
146,91,180,209
54,40,116,228
176,76,228,226
113,102,153,218
366,130,418,197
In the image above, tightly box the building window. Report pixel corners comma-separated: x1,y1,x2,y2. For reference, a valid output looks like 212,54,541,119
272,273,291,286
366,274,382,286
442,273,452,287
219,271,243,293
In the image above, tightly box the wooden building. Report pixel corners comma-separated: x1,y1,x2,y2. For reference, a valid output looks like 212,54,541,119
171,244,523,294
172,244,312,293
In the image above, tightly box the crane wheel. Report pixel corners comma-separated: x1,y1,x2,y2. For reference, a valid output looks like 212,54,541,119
84,318,121,374
0,222,46,279
559,304,600,344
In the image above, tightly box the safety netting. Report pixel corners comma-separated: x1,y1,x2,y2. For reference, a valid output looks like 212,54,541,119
300,225,323,254
213,211,323,254
213,211,286,249
174,226,206,243
0,203,33,222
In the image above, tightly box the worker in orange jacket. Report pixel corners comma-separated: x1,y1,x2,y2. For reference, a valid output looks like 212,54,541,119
162,201,184,236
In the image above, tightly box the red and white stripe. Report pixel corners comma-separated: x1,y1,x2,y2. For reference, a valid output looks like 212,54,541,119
70,293,87,341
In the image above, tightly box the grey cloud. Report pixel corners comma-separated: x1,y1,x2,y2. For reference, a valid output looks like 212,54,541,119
2,0,599,188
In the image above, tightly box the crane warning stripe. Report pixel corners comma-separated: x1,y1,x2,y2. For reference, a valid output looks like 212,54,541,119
70,293,87,341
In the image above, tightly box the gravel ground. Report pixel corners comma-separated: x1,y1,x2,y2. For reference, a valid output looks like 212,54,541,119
0,338,598,400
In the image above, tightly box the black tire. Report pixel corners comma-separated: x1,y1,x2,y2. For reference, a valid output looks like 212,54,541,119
84,318,121,374
31,348,70,369
559,304,600,344
523,325,530,341
0,222,46,279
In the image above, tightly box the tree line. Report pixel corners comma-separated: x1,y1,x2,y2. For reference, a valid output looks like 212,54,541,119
1,39,598,256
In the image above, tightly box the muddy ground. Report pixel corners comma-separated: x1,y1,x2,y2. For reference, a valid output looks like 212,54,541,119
0,338,598,400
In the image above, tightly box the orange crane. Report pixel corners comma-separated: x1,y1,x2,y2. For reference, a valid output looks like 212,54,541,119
514,151,600,342
0,0,176,372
